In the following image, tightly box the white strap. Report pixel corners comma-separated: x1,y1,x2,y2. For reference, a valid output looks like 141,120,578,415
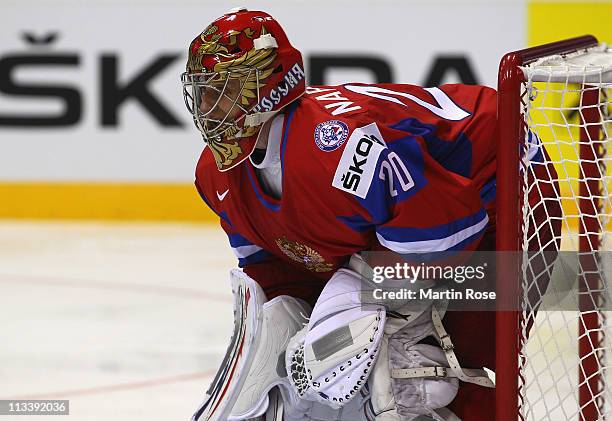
391,366,493,381
391,366,449,379
244,111,277,127
254,33,278,50
226,6,247,14
430,307,495,388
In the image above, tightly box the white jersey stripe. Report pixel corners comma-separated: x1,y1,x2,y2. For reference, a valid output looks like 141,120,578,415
232,244,263,259
376,214,489,253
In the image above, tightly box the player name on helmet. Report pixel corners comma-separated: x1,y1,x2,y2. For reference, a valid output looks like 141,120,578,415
251,63,305,113
332,123,387,198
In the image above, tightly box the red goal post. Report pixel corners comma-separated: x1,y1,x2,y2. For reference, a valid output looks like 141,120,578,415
496,36,611,420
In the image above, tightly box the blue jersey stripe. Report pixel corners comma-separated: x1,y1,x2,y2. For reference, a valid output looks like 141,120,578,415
194,179,232,226
337,214,373,232
245,166,281,212
391,117,473,178
355,137,427,224
524,130,545,164
377,208,488,243
227,232,272,267
238,249,273,267
227,232,255,248
280,104,297,180
480,177,496,205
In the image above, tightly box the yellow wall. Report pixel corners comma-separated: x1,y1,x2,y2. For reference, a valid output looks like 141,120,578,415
0,182,217,222
528,2,612,47
527,2,612,221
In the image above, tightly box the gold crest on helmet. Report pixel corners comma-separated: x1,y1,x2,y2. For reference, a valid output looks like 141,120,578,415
208,125,261,170
275,237,334,273
188,25,278,107
207,138,242,170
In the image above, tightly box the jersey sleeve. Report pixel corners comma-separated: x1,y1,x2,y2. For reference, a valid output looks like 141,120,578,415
194,179,272,266
331,122,489,254
372,163,489,254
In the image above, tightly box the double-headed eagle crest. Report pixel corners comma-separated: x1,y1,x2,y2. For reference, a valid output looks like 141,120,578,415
275,237,334,273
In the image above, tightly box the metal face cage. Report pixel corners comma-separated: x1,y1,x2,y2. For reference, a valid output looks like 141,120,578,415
181,69,260,142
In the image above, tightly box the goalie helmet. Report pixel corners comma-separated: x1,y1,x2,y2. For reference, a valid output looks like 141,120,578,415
181,7,305,171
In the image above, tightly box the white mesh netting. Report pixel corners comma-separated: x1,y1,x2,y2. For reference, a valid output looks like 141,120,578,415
518,44,612,420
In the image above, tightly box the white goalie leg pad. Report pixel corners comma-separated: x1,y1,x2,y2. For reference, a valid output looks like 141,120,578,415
252,387,285,421
251,385,371,421
192,269,310,421
285,268,386,409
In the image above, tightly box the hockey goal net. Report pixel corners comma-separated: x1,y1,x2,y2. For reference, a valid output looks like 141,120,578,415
496,36,612,420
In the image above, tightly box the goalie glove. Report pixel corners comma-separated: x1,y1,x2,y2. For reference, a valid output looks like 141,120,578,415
367,306,494,421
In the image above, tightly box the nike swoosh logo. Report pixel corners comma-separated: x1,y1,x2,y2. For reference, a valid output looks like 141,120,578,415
216,189,229,201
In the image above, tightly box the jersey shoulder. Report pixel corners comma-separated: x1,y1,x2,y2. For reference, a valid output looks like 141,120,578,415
287,81,497,131
284,93,399,202
285,90,373,171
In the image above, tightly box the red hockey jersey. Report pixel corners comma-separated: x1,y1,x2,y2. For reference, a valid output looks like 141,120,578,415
195,83,498,301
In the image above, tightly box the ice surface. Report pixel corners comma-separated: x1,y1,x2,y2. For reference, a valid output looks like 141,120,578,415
0,221,236,421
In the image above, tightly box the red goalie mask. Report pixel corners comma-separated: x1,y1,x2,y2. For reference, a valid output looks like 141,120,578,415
181,8,305,171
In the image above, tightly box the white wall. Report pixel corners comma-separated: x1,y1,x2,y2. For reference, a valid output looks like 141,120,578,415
0,1,525,182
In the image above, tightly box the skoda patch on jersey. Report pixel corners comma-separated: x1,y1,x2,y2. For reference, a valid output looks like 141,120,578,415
332,123,387,198
314,120,349,152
